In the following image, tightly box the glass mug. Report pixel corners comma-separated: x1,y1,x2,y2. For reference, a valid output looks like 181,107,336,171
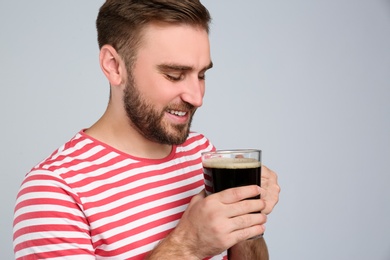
202,149,263,239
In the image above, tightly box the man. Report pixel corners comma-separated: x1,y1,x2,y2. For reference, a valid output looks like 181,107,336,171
13,1,280,259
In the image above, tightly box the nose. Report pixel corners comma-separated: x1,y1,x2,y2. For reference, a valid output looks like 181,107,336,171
180,77,205,108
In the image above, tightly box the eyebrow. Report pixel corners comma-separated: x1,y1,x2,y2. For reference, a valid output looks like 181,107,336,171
157,61,213,72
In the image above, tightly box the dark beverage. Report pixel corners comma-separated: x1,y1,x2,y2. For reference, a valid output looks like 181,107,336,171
203,157,261,199
202,150,263,239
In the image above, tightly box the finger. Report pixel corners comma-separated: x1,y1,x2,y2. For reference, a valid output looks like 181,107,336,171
230,221,266,242
262,186,280,215
261,165,271,178
198,189,207,198
261,165,277,184
189,189,207,204
227,198,266,217
216,185,261,204
258,187,279,215
258,187,268,202
230,211,267,230
230,213,267,231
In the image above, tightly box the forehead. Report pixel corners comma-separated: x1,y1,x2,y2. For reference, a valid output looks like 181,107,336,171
136,22,211,68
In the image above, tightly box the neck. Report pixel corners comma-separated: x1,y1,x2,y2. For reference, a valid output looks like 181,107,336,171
85,104,172,159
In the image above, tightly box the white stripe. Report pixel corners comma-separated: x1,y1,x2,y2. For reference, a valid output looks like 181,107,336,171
70,152,202,195
14,231,91,247
97,217,180,251
43,145,106,170
85,173,202,218
15,204,85,229
90,205,189,252
91,184,202,228
204,179,212,187
110,240,161,260
178,135,209,152
19,169,72,189
50,256,95,260
14,132,216,259
210,252,228,259
42,137,93,164
15,243,93,260
14,197,83,220
83,162,200,202
63,156,134,183
100,220,180,259
53,151,125,176
16,191,76,206
14,215,89,233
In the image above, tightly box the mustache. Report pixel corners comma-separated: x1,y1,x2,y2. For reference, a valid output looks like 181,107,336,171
166,101,195,112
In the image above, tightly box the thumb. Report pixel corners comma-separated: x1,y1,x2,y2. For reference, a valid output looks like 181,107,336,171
190,189,206,203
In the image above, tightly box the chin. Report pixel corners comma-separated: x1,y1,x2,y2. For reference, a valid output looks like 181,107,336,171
166,129,190,145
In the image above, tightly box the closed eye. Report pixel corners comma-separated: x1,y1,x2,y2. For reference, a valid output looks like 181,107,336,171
165,74,183,81
158,62,212,82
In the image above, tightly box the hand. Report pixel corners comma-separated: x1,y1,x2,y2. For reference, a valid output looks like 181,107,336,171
227,166,280,260
168,186,267,259
260,165,280,215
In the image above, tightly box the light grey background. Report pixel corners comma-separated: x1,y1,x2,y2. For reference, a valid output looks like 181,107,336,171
1,1,389,259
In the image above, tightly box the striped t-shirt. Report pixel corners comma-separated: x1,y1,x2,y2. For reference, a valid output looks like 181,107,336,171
13,130,228,260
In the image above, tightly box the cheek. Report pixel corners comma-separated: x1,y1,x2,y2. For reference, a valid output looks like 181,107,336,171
138,78,177,108
132,65,182,108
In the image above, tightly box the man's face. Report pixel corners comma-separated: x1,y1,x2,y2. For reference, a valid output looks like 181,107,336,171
123,23,212,145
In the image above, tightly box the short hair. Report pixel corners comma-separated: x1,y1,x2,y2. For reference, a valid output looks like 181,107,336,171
96,0,211,67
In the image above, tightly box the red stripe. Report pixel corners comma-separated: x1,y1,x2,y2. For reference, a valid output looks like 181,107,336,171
15,184,78,203
82,166,201,209
14,236,92,252
92,197,191,244
94,212,182,252
73,158,202,198
14,186,81,214
14,224,90,242
14,132,219,259
88,179,202,223
34,135,86,169
63,160,146,189
16,197,79,210
46,147,112,174
13,209,88,230
15,248,94,260
15,222,89,234
20,173,67,185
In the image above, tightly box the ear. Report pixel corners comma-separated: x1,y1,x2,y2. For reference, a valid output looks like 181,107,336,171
99,45,126,86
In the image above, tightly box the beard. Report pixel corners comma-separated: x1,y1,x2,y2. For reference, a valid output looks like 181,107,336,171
123,73,196,145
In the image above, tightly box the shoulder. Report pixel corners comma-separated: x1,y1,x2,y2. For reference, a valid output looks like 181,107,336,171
178,131,215,153
27,130,110,185
17,130,109,201
32,131,94,171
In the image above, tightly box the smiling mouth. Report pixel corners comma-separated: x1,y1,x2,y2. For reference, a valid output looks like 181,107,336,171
167,109,187,117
